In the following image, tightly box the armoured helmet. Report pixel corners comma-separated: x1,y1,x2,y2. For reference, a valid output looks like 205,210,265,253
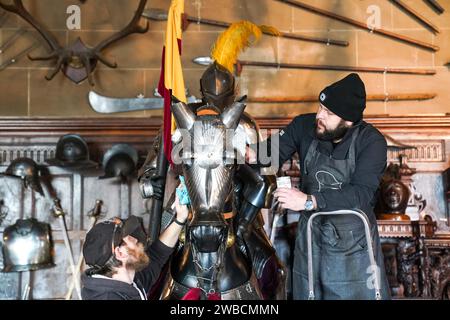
2,218,55,272
4,158,44,196
200,62,236,110
46,134,98,170
199,20,272,109
99,144,139,179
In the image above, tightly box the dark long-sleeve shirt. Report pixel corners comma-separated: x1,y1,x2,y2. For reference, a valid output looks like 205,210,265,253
81,239,173,300
266,113,387,223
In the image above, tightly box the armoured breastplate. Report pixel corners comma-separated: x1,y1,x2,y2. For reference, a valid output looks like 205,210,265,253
2,218,54,272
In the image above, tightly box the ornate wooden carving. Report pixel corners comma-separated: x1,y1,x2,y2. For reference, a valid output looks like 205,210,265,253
387,140,444,163
378,220,428,238
424,236,450,299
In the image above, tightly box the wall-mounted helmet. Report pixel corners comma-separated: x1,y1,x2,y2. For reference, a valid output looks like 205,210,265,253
4,158,44,196
99,144,139,179
46,134,97,170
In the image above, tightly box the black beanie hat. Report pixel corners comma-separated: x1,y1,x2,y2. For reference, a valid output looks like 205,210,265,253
318,73,366,123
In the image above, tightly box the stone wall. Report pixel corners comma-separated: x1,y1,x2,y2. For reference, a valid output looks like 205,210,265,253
0,0,449,118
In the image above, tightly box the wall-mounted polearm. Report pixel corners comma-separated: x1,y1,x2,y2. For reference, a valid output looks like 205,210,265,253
0,43,39,71
424,0,445,14
390,0,440,33
0,10,8,27
276,0,440,52
143,8,349,47
236,60,436,75
248,93,437,103
0,28,27,54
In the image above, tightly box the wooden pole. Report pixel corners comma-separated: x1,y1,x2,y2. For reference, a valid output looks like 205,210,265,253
237,60,436,75
142,9,349,47
276,0,440,52
390,0,440,33
247,93,437,103
184,15,349,47
424,0,445,14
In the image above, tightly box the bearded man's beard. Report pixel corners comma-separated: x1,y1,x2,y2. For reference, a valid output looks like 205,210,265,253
315,119,350,141
126,244,150,272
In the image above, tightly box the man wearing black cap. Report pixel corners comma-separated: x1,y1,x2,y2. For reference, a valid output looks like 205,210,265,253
81,195,188,300
252,73,390,299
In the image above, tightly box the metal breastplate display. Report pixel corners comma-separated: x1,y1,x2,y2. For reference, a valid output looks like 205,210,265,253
2,218,54,272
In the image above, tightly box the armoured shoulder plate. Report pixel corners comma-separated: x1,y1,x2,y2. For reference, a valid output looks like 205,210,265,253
138,131,162,180
231,112,261,160
237,164,268,208
240,112,261,144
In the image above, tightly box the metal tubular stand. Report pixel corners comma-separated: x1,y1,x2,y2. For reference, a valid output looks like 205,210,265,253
306,209,382,300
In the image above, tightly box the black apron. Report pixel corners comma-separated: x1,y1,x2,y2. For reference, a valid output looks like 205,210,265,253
293,126,391,300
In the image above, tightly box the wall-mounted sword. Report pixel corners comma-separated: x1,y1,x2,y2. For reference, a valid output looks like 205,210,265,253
88,90,201,113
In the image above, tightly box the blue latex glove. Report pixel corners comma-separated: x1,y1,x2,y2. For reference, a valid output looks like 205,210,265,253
176,176,191,206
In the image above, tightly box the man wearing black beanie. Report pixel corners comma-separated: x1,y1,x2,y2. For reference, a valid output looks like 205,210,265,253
252,73,390,300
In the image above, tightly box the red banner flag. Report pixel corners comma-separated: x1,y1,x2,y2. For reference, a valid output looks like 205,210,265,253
158,0,187,164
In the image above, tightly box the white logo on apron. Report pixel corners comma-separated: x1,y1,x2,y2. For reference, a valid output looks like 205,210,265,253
315,170,343,192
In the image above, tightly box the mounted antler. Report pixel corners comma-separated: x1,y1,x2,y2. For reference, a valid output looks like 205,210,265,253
84,0,149,78
0,0,149,85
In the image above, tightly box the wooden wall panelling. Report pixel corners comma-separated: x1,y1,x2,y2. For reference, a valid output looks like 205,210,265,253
0,118,160,300
0,115,449,300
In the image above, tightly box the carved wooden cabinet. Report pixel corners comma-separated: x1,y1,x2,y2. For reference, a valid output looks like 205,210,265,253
378,220,450,299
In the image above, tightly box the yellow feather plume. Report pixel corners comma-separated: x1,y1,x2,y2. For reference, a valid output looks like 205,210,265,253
211,21,279,73
259,25,282,37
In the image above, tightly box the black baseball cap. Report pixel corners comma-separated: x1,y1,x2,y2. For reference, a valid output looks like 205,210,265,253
83,215,147,268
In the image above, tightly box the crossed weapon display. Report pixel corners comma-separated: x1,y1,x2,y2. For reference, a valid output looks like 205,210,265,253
0,0,149,85
0,12,40,71
51,198,104,300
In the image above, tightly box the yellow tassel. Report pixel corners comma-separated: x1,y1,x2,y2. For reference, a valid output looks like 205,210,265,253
211,20,279,73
